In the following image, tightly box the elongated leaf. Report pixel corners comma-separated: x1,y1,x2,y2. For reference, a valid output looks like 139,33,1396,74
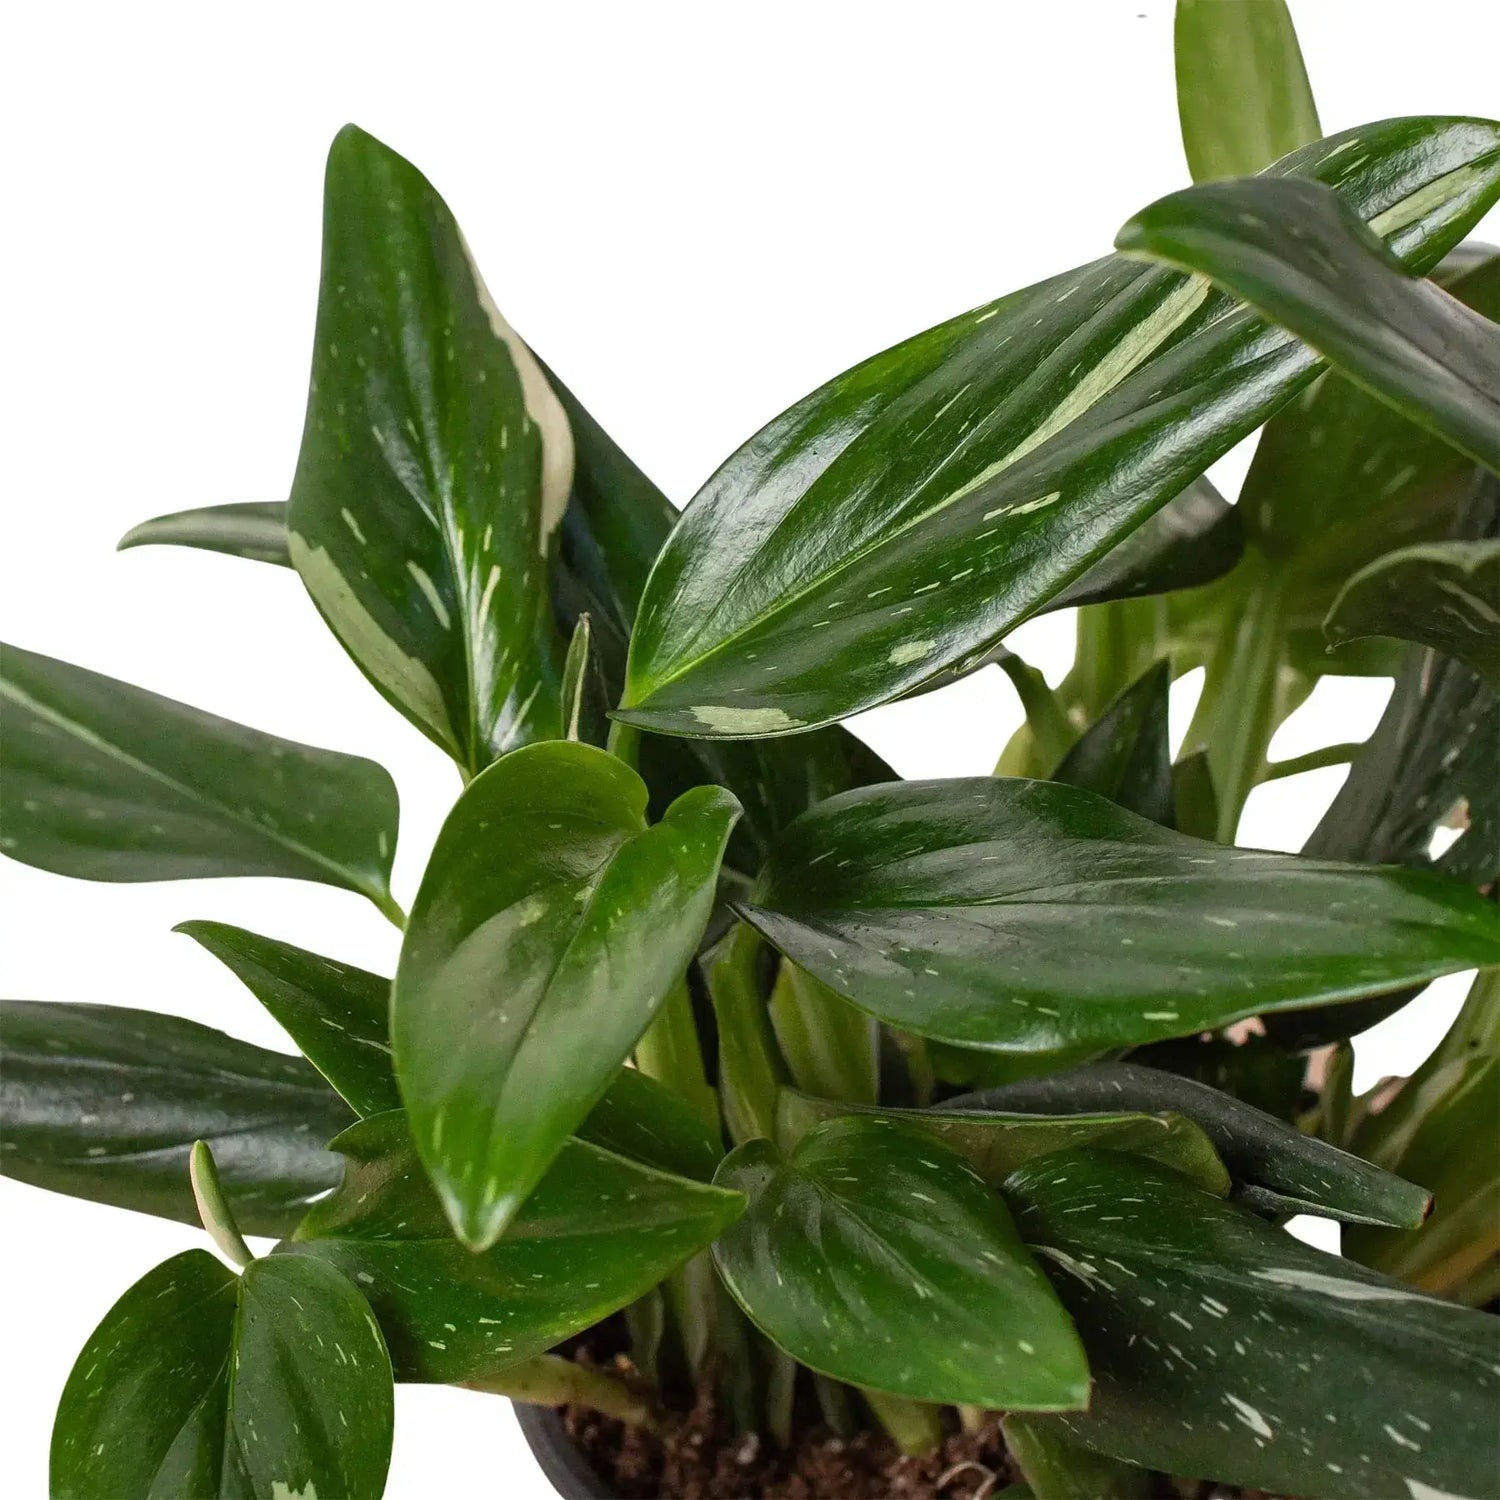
393,739,739,1249
287,125,573,772
1120,176,1500,473
0,1001,352,1235
738,777,1500,1053
775,1088,1229,1195
618,118,1500,737
117,501,292,566
176,921,397,1117
1006,1149,1500,1498
712,1117,1089,1409
1174,0,1320,184
703,925,784,1147
1326,538,1500,684
571,1064,723,1184
1052,662,1173,825
0,642,399,908
51,1250,392,1499
956,1061,1428,1227
289,1110,742,1382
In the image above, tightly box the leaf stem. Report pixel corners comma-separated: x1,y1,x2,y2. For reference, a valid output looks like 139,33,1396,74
369,887,408,931
1262,741,1365,782
189,1140,255,1270
862,1390,943,1455
606,717,640,770
464,1354,657,1430
996,654,1075,774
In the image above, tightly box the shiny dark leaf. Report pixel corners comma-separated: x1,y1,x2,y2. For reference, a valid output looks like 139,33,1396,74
1052,662,1173,825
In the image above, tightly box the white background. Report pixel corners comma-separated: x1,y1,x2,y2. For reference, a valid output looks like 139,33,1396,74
2,2,1495,1494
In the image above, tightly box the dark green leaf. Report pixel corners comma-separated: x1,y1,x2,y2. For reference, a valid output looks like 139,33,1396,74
1052,662,1173,825
955,1061,1429,1228
739,777,1499,1052
1118,176,1500,473
712,1117,1089,1409
572,1064,723,1184
775,1087,1229,1196
287,125,572,773
0,1001,352,1236
1325,539,1500,684
618,118,1500,737
1002,1415,1150,1500
1006,1148,1500,1498
289,1110,742,1382
0,642,399,910
117,501,292,566
1170,748,1218,841
1174,0,1320,183
393,739,739,1249
51,1249,392,1500
769,961,879,1107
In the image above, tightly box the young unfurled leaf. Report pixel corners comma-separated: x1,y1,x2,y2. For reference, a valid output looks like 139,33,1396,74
393,740,740,1249
1006,1149,1500,1499
560,612,593,740
290,1111,743,1382
1174,0,1320,183
117,501,292,566
51,1250,392,1500
618,118,1500,737
0,642,399,910
956,1061,1430,1227
1118,176,1500,473
703,925,785,1147
287,125,573,773
0,1001,352,1235
1325,539,1500,684
1052,662,1173,825
738,777,1500,1053
712,1117,1089,1410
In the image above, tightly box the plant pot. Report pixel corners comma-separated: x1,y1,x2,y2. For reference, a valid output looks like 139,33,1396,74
512,1402,617,1500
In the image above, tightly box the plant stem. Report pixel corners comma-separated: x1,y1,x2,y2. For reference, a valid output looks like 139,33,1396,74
861,1390,943,1456
1262,741,1364,782
704,925,784,1145
996,654,1076,774
634,978,719,1132
370,887,408,931
464,1354,656,1429
606,717,640,770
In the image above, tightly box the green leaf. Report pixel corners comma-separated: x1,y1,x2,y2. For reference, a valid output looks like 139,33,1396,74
775,1088,1229,1196
117,501,292,566
560,612,592,740
1174,0,1320,183
572,1064,723,1184
1002,1415,1149,1500
0,642,400,912
703,924,785,1147
189,1140,255,1270
769,960,879,1106
51,1249,392,1500
177,920,398,1117
287,125,573,773
1006,1148,1500,1499
1052,662,1173,826
711,1117,1089,1410
618,117,1500,737
1325,539,1500,684
0,1001,352,1236
739,777,1500,1053
289,1110,742,1382
393,739,739,1249
1170,748,1218,841
1119,176,1500,473
955,1061,1429,1228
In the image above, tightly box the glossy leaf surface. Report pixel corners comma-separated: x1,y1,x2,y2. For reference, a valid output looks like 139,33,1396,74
712,1117,1088,1409
1052,662,1173,825
619,118,1500,736
0,642,399,906
51,1250,392,1499
1007,1149,1500,1498
290,1111,742,1382
1119,175,1500,473
117,501,292,566
957,1061,1429,1227
740,777,1500,1051
1325,539,1500,684
775,1088,1229,1195
394,739,739,1249
0,1001,351,1235
287,125,573,772
1174,0,1320,183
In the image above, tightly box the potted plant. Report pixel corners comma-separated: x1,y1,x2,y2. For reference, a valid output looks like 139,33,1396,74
4,1,1497,1495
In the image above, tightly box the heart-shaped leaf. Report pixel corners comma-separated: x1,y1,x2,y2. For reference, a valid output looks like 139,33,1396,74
289,1110,742,1382
394,739,739,1249
617,117,1500,737
1006,1148,1500,1498
1119,176,1500,473
712,1116,1089,1410
1174,0,1320,183
1325,538,1500,684
775,1088,1229,1196
51,1250,392,1499
287,125,574,773
737,777,1500,1052
1052,662,1173,825
0,1001,352,1235
954,1061,1429,1228
0,642,399,912
117,501,292,566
